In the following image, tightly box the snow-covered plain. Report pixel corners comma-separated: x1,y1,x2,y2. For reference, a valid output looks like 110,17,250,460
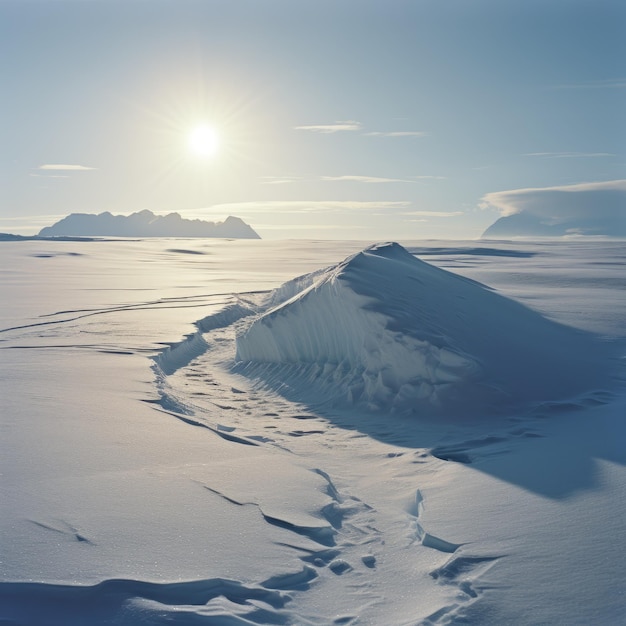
1,238,625,625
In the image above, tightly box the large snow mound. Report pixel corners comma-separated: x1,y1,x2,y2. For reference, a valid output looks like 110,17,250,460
236,242,611,414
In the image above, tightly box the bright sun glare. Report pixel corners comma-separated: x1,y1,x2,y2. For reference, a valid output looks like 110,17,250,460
188,124,220,158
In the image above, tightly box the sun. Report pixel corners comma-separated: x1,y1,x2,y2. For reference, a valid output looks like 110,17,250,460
188,124,220,158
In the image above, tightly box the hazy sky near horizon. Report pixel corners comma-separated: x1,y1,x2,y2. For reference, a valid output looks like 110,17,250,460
1,0,625,239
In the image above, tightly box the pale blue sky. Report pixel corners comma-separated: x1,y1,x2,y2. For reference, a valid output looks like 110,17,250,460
1,0,624,238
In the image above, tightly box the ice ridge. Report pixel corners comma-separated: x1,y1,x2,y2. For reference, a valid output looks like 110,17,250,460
235,242,609,415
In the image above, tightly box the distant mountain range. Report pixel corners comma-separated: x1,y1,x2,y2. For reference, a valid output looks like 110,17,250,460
37,210,260,239
482,212,626,238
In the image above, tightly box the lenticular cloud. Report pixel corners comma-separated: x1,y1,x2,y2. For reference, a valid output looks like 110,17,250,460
481,180,626,237
236,242,608,415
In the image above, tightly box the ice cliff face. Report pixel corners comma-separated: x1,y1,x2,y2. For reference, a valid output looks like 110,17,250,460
236,243,609,415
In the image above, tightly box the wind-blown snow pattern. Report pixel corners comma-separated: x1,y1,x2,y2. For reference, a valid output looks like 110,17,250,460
236,242,609,414
1,238,625,626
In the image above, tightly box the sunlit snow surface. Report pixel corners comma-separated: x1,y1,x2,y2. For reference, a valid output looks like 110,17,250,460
1,238,625,625
236,242,612,415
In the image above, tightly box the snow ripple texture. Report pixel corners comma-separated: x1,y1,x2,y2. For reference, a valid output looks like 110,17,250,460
236,242,609,415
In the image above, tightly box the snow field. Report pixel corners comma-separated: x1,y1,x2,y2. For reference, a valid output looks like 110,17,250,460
1,238,625,625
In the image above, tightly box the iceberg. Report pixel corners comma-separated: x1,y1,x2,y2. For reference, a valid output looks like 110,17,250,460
236,242,609,414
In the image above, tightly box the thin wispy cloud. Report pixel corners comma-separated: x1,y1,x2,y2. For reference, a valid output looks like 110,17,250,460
0,213,67,224
401,210,464,218
38,164,97,171
259,176,301,185
255,223,367,231
30,173,70,179
294,121,428,138
321,175,413,183
0,213,70,234
294,120,362,133
260,174,424,185
191,200,411,216
365,131,428,137
524,152,615,158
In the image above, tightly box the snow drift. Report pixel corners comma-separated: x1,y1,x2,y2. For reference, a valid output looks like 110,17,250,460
236,242,610,414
